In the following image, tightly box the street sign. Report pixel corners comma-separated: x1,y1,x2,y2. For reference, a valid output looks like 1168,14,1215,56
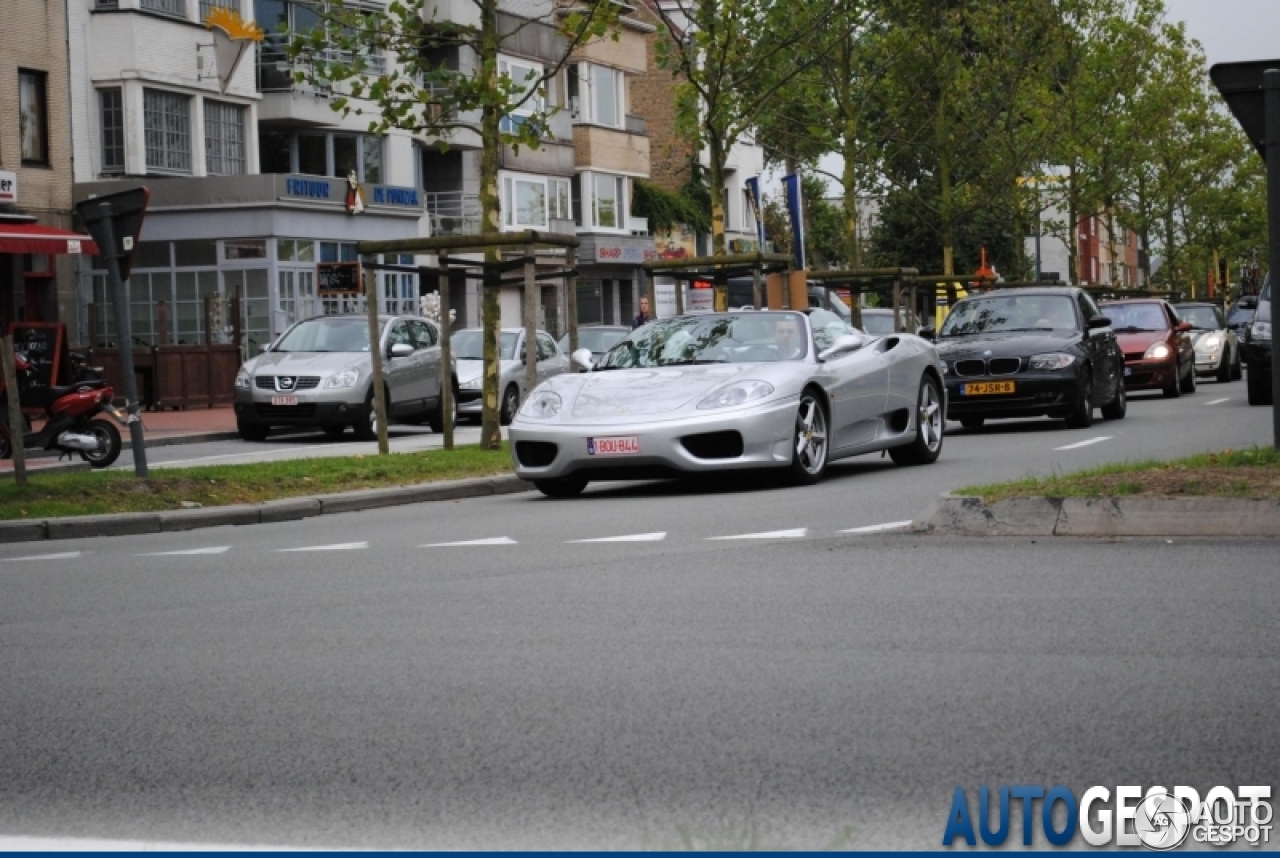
75,186,150,280
1209,60,1280,160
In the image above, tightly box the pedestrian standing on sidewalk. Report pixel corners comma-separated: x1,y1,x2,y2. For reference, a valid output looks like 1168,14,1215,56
632,296,651,330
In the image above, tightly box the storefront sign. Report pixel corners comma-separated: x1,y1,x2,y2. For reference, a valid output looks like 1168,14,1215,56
0,171,16,204
281,176,423,210
595,243,661,264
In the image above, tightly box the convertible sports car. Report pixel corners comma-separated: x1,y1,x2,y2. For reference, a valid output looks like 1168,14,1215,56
508,309,946,497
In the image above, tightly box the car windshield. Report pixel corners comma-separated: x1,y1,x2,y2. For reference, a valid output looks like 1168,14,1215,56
1178,306,1223,330
596,312,810,368
562,328,627,354
861,313,896,334
1229,305,1256,325
1101,302,1169,332
272,318,382,353
451,330,518,360
940,295,1077,337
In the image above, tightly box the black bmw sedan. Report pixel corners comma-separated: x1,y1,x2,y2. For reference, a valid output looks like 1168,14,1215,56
935,287,1127,430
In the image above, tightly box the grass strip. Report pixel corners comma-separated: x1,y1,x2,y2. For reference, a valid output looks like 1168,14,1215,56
0,444,514,520
955,446,1280,504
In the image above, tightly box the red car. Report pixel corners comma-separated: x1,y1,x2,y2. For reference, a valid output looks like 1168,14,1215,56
1099,299,1196,396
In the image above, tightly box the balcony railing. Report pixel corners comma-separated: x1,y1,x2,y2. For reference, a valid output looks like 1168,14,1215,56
258,41,387,94
425,191,482,236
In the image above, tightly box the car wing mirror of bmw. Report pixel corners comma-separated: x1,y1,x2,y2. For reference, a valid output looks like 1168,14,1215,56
1088,316,1112,329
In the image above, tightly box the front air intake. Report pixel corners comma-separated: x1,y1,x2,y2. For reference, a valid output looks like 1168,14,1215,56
680,431,744,459
514,440,558,467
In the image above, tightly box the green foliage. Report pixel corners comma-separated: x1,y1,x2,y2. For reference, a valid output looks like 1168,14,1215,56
632,179,710,234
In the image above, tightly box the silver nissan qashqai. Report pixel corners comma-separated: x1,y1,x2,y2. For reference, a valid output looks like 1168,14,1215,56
232,314,455,441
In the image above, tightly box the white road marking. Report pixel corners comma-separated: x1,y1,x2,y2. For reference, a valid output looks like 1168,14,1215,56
0,835,317,851
839,520,914,534
567,532,667,543
277,541,368,552
708,528,807,540
0,551,82,562
422,536,517,547
1054,436,1113,451
139,546,231,556
1205,397,1230,405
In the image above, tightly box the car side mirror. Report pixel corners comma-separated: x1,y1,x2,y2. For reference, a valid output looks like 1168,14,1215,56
818,333,865,361
1175,321,1192,333
389,343,414,358
917,326,936,342
571,348,594,371
259,344,271,353
1088,316,1112,330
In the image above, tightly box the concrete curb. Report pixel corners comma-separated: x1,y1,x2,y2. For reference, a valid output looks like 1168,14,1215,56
0,474,534,544
913,493,1280,538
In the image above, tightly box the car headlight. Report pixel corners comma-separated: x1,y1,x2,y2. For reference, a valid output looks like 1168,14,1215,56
234,367,252,389
322,368,360,389
1144,342,1172,360
1251,320,1271,342
1200,334,1222,351
1029,353,1075,371
697,380,775,410
460,377,482,390
519,390,562,419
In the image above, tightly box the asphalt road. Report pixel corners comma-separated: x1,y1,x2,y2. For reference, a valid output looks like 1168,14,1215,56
1,378,1277,849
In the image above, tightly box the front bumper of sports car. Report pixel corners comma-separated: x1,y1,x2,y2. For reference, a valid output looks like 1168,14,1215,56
509,396,798,481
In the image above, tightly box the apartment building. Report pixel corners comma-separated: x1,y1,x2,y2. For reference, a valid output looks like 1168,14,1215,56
68,0,426,355
1,0,88,335
1028,197,1142,287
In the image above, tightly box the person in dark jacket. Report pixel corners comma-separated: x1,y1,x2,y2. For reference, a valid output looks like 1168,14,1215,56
632,296,651,329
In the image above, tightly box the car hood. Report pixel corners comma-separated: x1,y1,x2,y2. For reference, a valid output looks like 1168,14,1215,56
1114,331,1168,352
566,363,767,419
456,358,519,384
247,351,366,374
1188,329,1224,345
936,331,1080,360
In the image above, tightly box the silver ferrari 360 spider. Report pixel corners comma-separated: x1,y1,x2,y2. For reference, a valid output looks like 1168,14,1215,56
508,309,946,497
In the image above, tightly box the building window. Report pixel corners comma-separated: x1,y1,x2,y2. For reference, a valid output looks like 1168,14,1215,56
503,174,547,229
199,0,236,19
592,173,626,229
741,188,757,232
140,0,188,17
288,131,382,182
498,56,544,135
569,63,623,128
143,88,192,174
18,70,49,165
204,100,246,175
99,88,125,174
550,177,571,221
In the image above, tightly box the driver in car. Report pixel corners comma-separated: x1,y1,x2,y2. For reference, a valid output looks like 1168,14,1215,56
776,315,807,359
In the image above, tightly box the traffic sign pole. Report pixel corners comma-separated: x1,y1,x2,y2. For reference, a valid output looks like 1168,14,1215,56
97,211,149,477
1266,70,1280,449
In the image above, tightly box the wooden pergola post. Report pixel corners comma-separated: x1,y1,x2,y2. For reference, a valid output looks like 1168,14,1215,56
523,244,538,398
436,259,454,451
566,246,579,354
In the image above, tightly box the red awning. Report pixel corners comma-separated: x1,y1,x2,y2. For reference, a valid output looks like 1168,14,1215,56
0,224,100,256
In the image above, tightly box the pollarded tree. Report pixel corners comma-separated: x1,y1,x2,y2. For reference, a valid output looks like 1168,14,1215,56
289,0,623,449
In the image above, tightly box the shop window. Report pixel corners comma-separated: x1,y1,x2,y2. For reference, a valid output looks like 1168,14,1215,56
319,242,358,262
174,239,216,266
204,100,247,175
24,255,54,279
224,239,267,260
99,88,125,175
19,70,49,165
135,241,172,268
143,88,192,174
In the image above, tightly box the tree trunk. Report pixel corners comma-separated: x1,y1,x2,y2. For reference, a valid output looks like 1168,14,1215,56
478,0,502,450
709,134,727,257
1137,173,1152,285
842,135,862,328
1106,203,1119,287
1067,165,1080,286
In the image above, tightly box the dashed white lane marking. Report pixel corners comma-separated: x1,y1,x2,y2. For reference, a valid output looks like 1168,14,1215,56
839,520,914,534
567,532,667,543
1205,397,1230,405
139,546,231,556
422,536,517,547
1053,435,1113,451
708,528,807,541
277,541,368,552
0,551,82,562
0,835,315,851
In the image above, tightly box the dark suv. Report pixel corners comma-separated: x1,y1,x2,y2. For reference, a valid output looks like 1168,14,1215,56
1243,275,1272,405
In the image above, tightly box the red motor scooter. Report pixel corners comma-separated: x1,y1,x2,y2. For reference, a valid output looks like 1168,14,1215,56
0,351,126,469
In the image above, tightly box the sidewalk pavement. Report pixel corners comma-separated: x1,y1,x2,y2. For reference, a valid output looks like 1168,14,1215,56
1,407,240,475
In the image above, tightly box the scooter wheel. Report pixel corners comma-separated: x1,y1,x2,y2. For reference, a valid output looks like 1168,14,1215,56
80,419,122,469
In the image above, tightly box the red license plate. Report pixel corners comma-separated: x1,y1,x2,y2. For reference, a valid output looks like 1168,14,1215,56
588,436,640,456
270,395,299,406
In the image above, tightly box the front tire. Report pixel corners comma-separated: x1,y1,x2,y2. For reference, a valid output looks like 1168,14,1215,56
535,477,588,498
1232,350,1244,380
237,419,270,441
79,419,122,468
499,385,520,426
787,390,829,484
1064,375,1094,429
428,381,458,433
1180,361,1196,393
1100,374,1127,420
354,388,386,441
890,374,944,466
1247,365,1272,405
